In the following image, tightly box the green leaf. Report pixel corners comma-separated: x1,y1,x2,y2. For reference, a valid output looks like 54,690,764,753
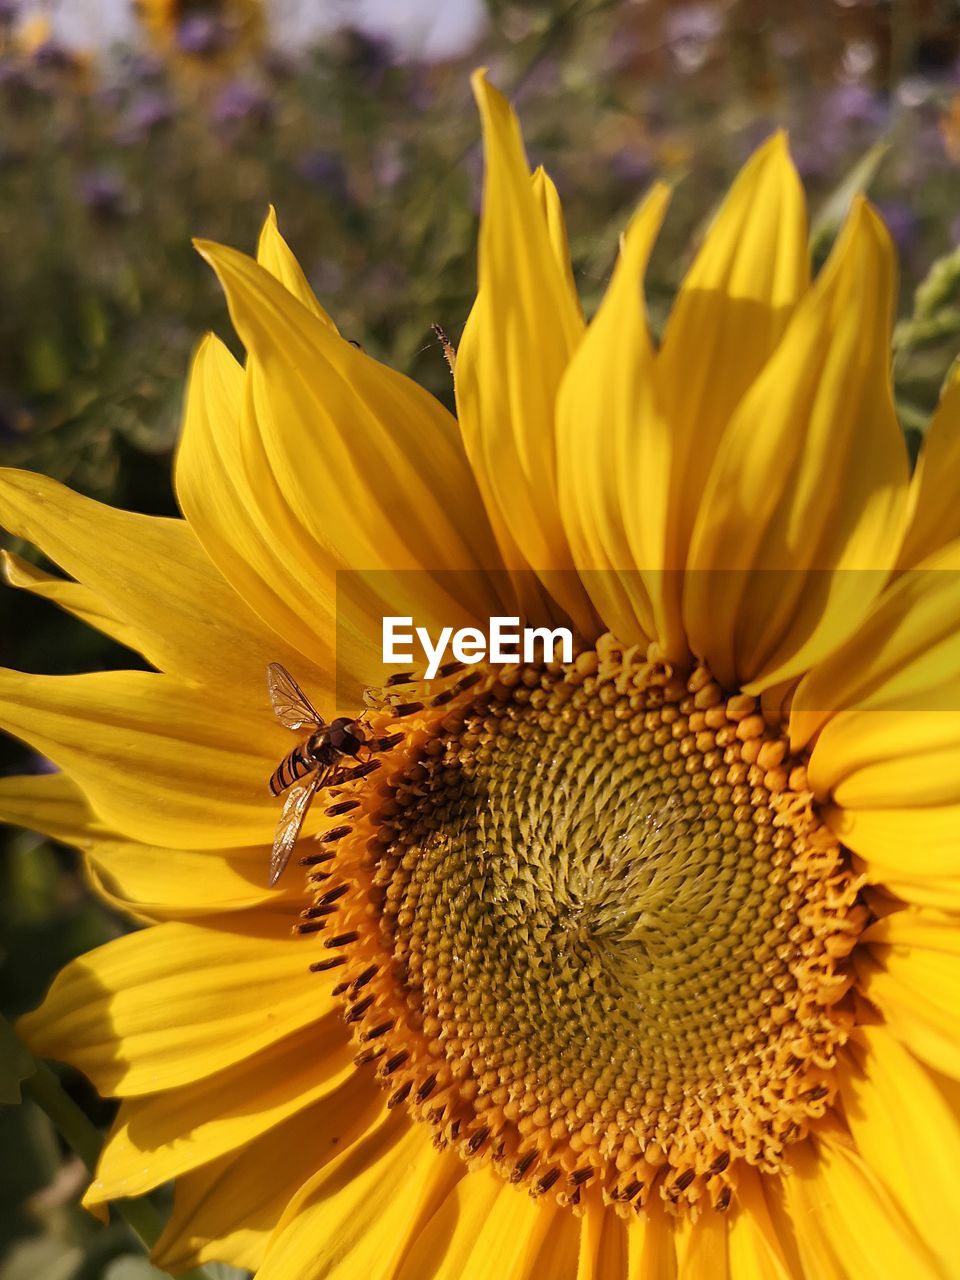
23,334,69,395
809,139,891,264
0,1014,36,1105
912,244,960,322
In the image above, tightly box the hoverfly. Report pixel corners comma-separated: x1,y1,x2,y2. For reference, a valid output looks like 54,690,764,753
266,662,368,886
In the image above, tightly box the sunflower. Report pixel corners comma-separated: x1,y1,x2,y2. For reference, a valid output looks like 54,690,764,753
3,72,960,1279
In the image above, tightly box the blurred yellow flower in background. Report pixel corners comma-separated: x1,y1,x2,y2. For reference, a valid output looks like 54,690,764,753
11,12,53,54
939,92,960,164
2,70,960,1279
134,0,264,66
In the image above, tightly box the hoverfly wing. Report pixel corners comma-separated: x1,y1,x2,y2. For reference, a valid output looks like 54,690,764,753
267,662,325,732
269,766,328,886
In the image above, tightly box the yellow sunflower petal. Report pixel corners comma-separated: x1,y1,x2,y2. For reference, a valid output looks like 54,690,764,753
152,1074,384,1272
578,1199,628,1279
753,1174,807,1280
0,669,281,848
85,1015,352,1202
455,71,594,633
256,206,338,329
865,873,960,913
798,543,960,837
258,1112,464,1280
808,709,960,811
899,365,960,567
674,1212,728,1279
794,539,960,752
0,771,284,917
839,1024,960,1273
455,1184,562,1280
530,166,582,319
2,550,142,655
527,1207,580,1280
175,334,341,697
857,908,960,1078
659,133,809,638
825,804,960,911
727,1167,800,1280
84,841,285,919
398,1166,557,1280
685,198,908,692
556,185,673,647
0,770,90,841
783,1135,938,1279
395,1162,504,1280
769,1145,845,1280
0,468,312,700
626,1196,677,1279
194,237,504,670
17,920,331,1094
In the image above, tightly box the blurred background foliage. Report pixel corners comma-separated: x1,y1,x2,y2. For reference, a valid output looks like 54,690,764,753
1,0,960,1275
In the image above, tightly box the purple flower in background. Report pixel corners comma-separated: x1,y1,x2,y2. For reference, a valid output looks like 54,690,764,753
134,90,174,130
372,143,404,189
123,51,166,81
32,39,76,72
610,145,655,186
950,214,960,247
664,4,724,73
94,83,125,112
116,89,175,144
831,82,888,124
212,80,273,127
828,83,888,128
175,13,227,57
875,200,920,254
600,28,641,77
79,169,128,220
0,0,18,25
790,139,829,180
333,26,394,90
894,108,951,183
814,82,889,158
294,149,348,195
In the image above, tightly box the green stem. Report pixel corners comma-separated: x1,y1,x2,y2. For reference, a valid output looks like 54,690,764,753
23,1061,106,1175
22,1058,219,1280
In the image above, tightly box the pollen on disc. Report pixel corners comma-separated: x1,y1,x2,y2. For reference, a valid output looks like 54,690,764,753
310,641,867,1216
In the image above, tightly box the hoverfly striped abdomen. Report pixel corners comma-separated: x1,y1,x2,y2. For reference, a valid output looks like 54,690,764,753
265,663,377,886
269,733,324,797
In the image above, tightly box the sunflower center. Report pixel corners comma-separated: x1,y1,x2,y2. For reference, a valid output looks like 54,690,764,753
307,639,866,1215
